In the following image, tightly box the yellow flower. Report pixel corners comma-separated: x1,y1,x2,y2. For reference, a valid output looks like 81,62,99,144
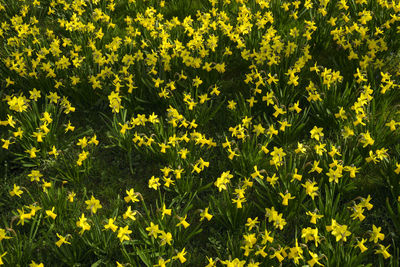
375,244,391,259
278,120,291,132
266,124,278,138
161,204,172,219
123,206,137,221
25,147,40,158
48,145,59,158
1,139,13,150
307,251,324,267
176,215,190,228
13,127,23,139
309,161,322,173
77,137,88,149
270,248,285,262
70,76,80,85
152,77,164,88
344,165,360,178
314,143,327,156
385,120,398,131
326,219,351,242
117,225,132,242
29,260,44,267
302,181,319,200
45,207,57,220
251,165,264,179
148,176,161,190
295,142,306,154
172,248,187,263
289,101,302,113
104,218,118,232
279,192,295,206
7,96,29,112
154,258,170,267
273,105,286,118
124,188,139,203
214,171,233,192
206,34,218,51
192,76,203,88
259,229,273,245
335,107,347,120
214,62,226,73
252,124,265,137
47,92,60,104
245,217,259,230
302,227,320,247
359,195,373,210
28,204,41,217
306,211,323,224
369,225,385,243
17,208,32,226
360,131,374,147
3,115,16,128
89,135,99,146
356,238,368,253
200,207,213,222
68,192,76,202
146,222,160,239
65,121,75,133
9,184,23,198
267,173,279,188
163,176,174,187
291,168,302,182
0,252,7,265
5,77,14,87
0,229,11,242
159,143,170,153
85,196,102,214
55,233,71,247
310,126,324,141
76,213,91,235
108,91,123,113
227,100,237,110
41,180,52,193
158,230,172,246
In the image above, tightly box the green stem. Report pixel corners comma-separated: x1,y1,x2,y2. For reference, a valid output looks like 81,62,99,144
127,150,134,175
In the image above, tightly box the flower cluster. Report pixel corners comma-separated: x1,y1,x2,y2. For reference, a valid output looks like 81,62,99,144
1,0,400,266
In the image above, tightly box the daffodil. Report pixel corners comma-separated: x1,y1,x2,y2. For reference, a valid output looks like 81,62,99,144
9,184,23,198
117,226,132,242
200,207,213,222
85,196,102,214
104,218,118,232
45,207,57,220
55,233,71,247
